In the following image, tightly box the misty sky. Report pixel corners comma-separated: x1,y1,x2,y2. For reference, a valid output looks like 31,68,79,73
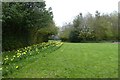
45,0,119,27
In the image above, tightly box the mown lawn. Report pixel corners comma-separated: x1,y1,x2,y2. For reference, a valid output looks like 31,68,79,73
6,43,118,78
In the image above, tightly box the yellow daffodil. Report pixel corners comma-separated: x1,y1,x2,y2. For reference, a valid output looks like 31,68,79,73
0,68,2,70
23,52,26,55
16,66,19,69
13,55,16,58
11,58,14,61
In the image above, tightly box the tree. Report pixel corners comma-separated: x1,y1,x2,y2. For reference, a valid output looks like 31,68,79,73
2,2,58,51
109,11,118,41
59,11,118,42
59,23,73,41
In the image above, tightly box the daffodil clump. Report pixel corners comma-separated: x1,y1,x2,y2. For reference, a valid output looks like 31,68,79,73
2,41,63,76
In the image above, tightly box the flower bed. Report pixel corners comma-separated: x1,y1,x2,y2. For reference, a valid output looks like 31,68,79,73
2,41,63,76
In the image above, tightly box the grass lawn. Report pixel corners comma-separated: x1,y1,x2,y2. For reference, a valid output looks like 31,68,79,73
0,54,2,79
5,43,118,78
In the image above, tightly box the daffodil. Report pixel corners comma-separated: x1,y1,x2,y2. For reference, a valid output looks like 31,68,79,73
25,47,27,49
36,48,38,52
17,55,20,58
17,53,21,56
13,55,16,58
4,58,6,60
6,57,8,60
16,66,19,69
17,50,20,52
0,68,2,70
23,52,26,55
11,58,14,61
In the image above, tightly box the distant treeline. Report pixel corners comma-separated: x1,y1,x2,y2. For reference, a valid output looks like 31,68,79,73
2,2,58,51
59,11,119,42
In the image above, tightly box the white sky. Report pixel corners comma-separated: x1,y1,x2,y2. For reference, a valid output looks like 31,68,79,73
45,0,119,27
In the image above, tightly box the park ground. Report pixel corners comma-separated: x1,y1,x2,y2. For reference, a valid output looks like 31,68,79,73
3,42,118,78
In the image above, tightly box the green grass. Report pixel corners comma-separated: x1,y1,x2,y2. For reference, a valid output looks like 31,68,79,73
5,43,118,78
0,54,2,79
